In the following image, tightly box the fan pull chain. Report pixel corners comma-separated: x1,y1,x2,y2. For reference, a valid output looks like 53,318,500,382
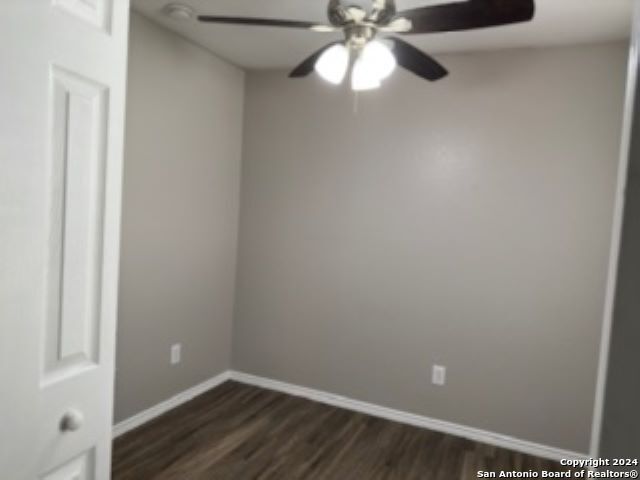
353,90,359,115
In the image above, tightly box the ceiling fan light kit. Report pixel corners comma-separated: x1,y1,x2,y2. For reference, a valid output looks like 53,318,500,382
197,0,536,91
314,40,397,90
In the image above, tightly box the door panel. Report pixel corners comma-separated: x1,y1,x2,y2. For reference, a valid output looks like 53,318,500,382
0,1,129,479
44,65,107,385
53,0,112,31
40,450,96,480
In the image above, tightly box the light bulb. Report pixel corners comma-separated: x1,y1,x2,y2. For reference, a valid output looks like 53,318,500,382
361,40,397,80
314,44,349,85
351,56,382,91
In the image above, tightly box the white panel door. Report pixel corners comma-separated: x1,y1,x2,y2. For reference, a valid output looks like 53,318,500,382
0,1,129,479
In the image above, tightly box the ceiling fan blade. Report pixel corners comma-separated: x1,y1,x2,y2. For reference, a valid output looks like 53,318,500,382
198,16,335,31
389,37,448,81
396,0,535,34
289,42,342,78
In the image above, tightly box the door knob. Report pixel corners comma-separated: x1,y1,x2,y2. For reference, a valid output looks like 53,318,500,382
60,409,84,433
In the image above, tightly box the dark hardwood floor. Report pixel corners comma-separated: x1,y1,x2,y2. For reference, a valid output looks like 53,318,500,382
112,381,574,480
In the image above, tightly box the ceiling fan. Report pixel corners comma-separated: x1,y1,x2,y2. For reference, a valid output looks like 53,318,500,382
198,0,536,91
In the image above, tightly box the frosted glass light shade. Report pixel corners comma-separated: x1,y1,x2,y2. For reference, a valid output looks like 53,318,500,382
351,40,396,91
351,56,382,91
314,44,350,85
361,40,397,80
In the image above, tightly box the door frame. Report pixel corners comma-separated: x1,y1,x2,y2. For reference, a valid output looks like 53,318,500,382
589,1,640,458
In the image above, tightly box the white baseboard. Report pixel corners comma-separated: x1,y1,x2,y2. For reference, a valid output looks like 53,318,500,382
112,368,588,463
112,370,231,438
230,371,589,463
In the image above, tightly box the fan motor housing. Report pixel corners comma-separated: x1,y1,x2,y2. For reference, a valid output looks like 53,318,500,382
345,25,376,48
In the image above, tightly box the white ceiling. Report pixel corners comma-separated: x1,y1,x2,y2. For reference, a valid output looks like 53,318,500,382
132,0,633,70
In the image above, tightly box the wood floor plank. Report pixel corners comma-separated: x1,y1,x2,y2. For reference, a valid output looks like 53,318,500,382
112,381,577,479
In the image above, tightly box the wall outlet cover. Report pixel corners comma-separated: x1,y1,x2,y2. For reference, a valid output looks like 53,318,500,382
432,365,446,386
170,343,182,365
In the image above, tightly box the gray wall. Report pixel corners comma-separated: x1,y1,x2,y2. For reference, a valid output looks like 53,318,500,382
115,13,244,422
233,43,627,453
601,35,640,458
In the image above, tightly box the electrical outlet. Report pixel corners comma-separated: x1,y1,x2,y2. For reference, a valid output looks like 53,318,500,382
432,365,446,386
170,343,182,365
